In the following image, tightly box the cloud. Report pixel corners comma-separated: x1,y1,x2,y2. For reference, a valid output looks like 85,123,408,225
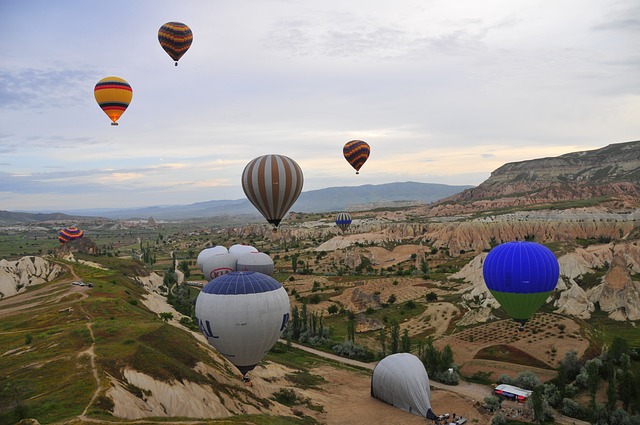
0,67,97,111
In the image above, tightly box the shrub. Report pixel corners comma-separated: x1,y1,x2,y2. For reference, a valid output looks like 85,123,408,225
561,398,583,418
273,388,298,406
491,413,507,425
514,371,540,390
483,395,501,412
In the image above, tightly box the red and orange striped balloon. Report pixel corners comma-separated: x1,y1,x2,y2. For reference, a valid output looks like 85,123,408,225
94,76,133,126
58,227,84,244
241,154,304,228
343,140,370,174
158,22,193,66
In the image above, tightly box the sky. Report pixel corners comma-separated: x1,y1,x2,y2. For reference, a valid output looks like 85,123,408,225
1,0,639,212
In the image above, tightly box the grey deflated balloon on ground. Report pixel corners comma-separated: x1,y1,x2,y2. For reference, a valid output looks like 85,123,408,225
371,353,437,419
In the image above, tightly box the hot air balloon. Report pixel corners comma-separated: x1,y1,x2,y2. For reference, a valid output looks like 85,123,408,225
343,140,370,174
94,76,133,125
335,212,352,232
58,227,84,244
371,353,438,419
236,252,275,276
196,246,229,272
158,22,193,66
241,154,304,228
195,271,290,380
483,241,559,326
201,253,237,281
228,244,259,259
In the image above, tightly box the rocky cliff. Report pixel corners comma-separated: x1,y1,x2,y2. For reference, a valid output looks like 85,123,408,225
428,140,640,216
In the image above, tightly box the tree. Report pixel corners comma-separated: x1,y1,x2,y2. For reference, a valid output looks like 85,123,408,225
420,258,429,274
515,371,541,390
618,354,633,411
163,268,178,289
528,386,553,424
483,395,501,412
586,358,602,404
559,349,582,381
159,312,173,322
390,320,400,354
425,292,438,302
387,294,397,304
291,253,299,273
178,260,190,278
401,329,411,353
347,315,356,343
491,412,507,425
608,337,629,364
606,360,618,412
379,328,386,358
290,305,301,340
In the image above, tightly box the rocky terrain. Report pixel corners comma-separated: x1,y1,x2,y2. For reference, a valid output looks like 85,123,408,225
427,140,640,216
0,256,64,299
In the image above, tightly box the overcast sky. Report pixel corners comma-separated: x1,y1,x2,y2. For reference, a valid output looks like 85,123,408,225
1,0,638,212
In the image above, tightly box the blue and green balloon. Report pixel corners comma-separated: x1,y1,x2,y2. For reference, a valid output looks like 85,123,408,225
483,241,560,323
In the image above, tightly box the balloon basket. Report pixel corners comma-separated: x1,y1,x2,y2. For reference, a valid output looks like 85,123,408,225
111,123,118,126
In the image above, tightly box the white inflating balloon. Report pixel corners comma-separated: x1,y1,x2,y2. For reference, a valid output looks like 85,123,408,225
195,271,290,376
228,244,259,258
196,246,228,272
201,252,237,281
236,252,275,276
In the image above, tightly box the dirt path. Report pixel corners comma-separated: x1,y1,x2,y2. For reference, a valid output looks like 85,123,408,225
80,321,99,418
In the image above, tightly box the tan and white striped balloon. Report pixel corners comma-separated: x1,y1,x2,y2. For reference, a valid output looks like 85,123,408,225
241,154,304,228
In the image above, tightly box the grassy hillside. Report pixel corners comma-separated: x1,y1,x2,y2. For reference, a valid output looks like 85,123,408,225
0,256,319,424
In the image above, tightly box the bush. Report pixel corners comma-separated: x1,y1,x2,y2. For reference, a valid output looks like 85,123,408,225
514,371,540,390
561,398,584,418
332,340,374,361
273,388,298,406
483,395,501,412
432,369,459,385
491,413,507,425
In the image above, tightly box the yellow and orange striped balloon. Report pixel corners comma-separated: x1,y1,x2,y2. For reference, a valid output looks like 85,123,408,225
94,76,133,126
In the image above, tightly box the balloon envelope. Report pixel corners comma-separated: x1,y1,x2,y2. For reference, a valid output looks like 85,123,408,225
335,212,352,232
228,244,259,258
483,241,560,323
371,353,437,419
201,253,237,281
343,140,370,174
241,154,304,227
94,76,132,125
197,246,229,272
195,271,290,376
158,22,193,65
58,227,84,244
236,252,275,276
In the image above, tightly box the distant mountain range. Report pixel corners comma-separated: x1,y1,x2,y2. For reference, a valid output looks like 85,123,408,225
0,181,473,223
4,140,638,224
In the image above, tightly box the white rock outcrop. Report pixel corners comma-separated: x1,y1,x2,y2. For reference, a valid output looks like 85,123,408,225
0,256,64,299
